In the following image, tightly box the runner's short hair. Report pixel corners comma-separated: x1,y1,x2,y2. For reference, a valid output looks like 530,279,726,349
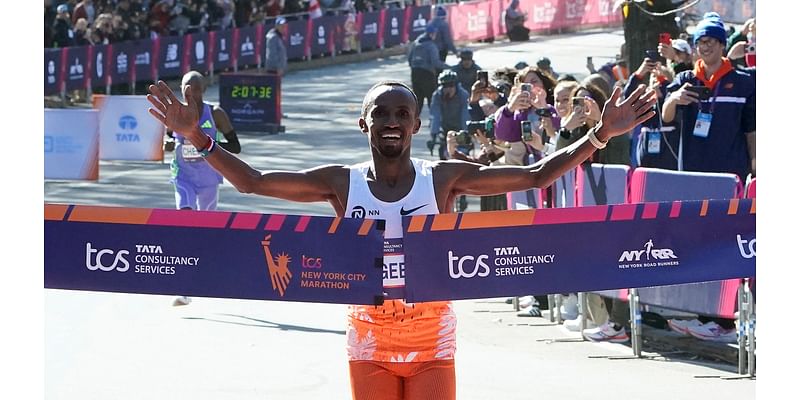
361,81,420,118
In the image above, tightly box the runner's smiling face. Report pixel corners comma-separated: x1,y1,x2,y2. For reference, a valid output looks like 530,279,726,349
359,86,421,159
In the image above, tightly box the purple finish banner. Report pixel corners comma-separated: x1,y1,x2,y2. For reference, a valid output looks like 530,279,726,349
44,205,385,305
156,36,184,80
402,199,756,303
359,11,380,50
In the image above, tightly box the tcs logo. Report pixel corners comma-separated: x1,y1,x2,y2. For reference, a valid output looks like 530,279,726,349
737,235,756,259
85,242,130,272
448,251,490,279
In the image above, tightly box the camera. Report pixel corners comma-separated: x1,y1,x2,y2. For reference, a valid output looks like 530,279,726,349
645,49,665,64
467,117,496,140
686,85,712,101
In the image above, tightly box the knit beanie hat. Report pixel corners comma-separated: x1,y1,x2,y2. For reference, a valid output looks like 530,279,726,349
436,6,447,17
693,12,727,45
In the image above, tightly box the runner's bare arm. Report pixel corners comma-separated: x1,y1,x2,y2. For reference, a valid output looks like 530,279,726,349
147,80,346,204
442,85,657,196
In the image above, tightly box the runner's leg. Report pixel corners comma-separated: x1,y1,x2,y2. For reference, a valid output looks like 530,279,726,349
349,361,402,400
403,360,456,400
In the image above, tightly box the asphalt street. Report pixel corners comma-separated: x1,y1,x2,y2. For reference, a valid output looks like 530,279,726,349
44,29,756,399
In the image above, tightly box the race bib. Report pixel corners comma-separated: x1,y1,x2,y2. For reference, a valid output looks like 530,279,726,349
646,130,662,154
692,112,712,138
181,144,203,161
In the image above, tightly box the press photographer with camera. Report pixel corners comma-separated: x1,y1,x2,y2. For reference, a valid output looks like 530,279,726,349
429,70,470,160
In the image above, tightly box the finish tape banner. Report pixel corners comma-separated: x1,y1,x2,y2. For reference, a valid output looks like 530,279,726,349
44,204,385,305
402,199,756,303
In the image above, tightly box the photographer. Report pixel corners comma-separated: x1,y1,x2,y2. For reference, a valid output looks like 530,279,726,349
429,70,470,160
661,12,756,181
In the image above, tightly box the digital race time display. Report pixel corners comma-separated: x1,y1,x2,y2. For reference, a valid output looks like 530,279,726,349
230,85,273,99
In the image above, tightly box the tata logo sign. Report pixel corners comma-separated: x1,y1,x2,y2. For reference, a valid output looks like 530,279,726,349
85,243,130,272
117,115,140,142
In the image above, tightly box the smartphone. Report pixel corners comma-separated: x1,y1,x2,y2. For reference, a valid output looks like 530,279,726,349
520,83,532,93
686,85,712,101
645,49,664,64
659,32,671,45
534,107,551,117
571,97,585,113
520,120,533,142
478,70,489,86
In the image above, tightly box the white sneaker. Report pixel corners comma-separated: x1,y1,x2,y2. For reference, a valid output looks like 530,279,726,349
518,295,537,309
564,315,597,332
583,321,629,343
516,305,543,317
686,321,737,343
559,294,579,321
173,296,192,306
667,318,703,335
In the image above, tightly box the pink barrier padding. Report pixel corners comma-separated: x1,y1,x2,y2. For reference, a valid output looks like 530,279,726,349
264,214,287,231
147,209,231,228
294,215,312,233
641,202,658,219
609,204,636,221
746,177,756,198
230,213,262,230
518,0,622,32
533,205,607,225
669,201,681,218
448,0,501,41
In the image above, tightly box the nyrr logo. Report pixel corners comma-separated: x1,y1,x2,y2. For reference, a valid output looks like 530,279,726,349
85,243,130,272
737,235,756,259
261,234,293,297
618,239,677,262
448,251,490,279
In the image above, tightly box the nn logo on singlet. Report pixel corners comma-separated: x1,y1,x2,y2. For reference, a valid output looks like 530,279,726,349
261,234,292,297
351,205,380,218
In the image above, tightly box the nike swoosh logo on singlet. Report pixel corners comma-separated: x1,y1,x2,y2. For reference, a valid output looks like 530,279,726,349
400,204,428,216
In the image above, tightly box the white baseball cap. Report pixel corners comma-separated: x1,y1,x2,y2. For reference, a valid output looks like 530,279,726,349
671,39,692,54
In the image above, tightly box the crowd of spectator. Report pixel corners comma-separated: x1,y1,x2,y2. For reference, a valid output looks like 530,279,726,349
44,0,456,48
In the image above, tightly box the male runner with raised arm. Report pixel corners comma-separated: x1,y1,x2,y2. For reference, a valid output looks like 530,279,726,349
147,79,656,400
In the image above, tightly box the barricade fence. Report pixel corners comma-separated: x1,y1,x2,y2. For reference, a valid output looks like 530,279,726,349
44,0,623,96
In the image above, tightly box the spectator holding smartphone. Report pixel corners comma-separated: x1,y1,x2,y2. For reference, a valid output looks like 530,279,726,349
493,66,557,166
661,12,756,181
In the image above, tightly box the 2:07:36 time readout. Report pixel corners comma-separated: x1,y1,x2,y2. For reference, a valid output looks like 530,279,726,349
231,85,273,98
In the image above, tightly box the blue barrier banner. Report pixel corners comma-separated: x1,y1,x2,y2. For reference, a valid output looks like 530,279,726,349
235,26,259,68
407,6,431,40
45,48,63,95
44,205,385,305
156,36,184,80
402,199,756,303
213,29,234,71
286,19,309,60
91,44,111,89
383,8,406,48
310,15,336,57
130,39,155,83
187,32,210,73
65,46,90,91
110,41,135,84
359,11,380,50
